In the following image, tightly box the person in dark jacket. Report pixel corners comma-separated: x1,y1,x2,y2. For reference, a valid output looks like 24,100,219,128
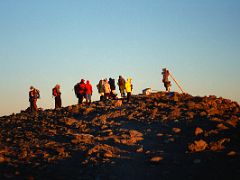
75,79,86,104
118,75,126,97
29,86,40,112
52,84,62,109
97,79,104,101
109,78,117,99
85,80,93,106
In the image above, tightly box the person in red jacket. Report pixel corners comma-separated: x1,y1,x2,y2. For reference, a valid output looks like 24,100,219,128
77,79,86,104
52,84,62,109
85,80,93,106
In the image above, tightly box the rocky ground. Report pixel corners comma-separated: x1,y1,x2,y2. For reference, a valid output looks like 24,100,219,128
0,92,240,180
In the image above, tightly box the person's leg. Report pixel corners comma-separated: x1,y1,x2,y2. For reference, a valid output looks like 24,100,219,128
30,100,34,111
127,92,131,102
55,96,61,109
88,94,92,105
85,94,89,105
33,99,38,112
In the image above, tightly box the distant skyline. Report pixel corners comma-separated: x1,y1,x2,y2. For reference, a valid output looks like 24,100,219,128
0,0,240,116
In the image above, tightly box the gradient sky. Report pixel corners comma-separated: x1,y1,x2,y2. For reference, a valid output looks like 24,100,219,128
0,0,240,116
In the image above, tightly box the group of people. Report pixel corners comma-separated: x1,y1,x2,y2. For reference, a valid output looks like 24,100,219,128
74,79,93,105
28,75,133,113
28,71,172,113
95,76,133,102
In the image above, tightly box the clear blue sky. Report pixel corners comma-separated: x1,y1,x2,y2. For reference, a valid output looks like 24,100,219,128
0,0,240,116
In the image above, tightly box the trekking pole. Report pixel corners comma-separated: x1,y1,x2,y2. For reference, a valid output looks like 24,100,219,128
169,72,185,94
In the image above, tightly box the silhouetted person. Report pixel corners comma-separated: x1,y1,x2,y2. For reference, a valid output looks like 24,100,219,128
85,80,93,106
162,68,171,92
29,86,40,112
74,79,86,104
97,79,104,101
103,79,111,100
52,84,62,109
118,75,126,97
109,78,117,99
125,78,133,102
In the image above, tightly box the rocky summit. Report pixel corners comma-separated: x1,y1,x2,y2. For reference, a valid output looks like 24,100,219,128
0,92,240,180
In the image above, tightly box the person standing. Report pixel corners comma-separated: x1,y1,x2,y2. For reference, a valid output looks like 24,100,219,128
118,75,126,97
162,68,171,92
29,86,40,112
109,78,117,99
74,79,86,104
85,80,93,106
103,79,111,100
125,78,133,103
97,79,104,101
52,84,62,109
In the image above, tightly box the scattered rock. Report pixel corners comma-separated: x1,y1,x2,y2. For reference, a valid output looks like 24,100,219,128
195,127,204,136
172,127,181,133
188,140,208,152
150,156,163,163
0,92,239,179
227,151,237,156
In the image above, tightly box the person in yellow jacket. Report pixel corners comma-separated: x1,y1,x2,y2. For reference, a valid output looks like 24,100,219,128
125,78,133,102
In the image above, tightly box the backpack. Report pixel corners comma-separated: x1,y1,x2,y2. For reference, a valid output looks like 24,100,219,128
74,83,80,97
119,78,125,86
52,88,57,97
35,89,40,99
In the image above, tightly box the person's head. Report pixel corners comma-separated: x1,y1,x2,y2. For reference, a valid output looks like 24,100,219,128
56,84,60,89
119,75,122,79
81,79,85,83
86,80,90,84
127,78,132,82
30,86,34,90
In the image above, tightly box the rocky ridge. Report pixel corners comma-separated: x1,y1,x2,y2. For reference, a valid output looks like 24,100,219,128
0,92,239,179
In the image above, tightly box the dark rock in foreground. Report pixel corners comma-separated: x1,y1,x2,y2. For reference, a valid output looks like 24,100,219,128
0,92,240,179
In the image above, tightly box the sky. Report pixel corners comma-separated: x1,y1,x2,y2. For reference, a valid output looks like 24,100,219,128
0,0,240,116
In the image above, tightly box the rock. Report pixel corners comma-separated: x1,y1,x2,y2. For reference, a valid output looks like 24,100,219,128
0,155,5,163
114,100,123,107
195,127,204,136
136,147,144,153
209,138,230,151
83,107,95,115
64,118,78,126
226,116,239,127
227,151,237,156
172,127,181,133
217,123,229,130
150,108,158,119
150,156,163,163
168,108,181,120
188,139,208,152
